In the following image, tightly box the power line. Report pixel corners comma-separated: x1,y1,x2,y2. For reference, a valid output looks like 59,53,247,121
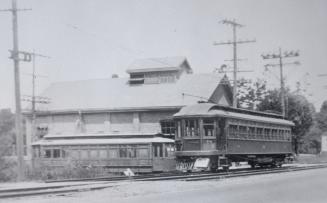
22,51,51,142
213,19,256,108
262,48,300,117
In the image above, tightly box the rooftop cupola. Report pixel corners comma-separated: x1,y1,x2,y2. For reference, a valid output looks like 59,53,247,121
127,56,192,85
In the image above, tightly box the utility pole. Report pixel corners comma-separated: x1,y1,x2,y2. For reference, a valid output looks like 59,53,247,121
1,0,31,181
262,48,300,117
22,51,50,141
214,19,256,108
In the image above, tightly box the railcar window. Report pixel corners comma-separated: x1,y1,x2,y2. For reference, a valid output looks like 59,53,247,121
185,119,199,137
257,128,263,139
272,129,278,140
127,147,136,158
80,150,88,159
153,144,163,157
177,121,181,138
278,130,284,140
70,150,79,159
108,149,118,158
138,148,149,158
90,150,98,158
229,125,238,138
119,147,127,158
99,150,107,159
264,128,271,140
249,127,256,139
203,119,215,137
239,126,248,139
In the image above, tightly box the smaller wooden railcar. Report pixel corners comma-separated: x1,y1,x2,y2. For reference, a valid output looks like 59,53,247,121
32,134,175,174
173,103,294,171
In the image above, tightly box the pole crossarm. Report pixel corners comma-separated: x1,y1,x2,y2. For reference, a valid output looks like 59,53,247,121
213,18,256,107
213,39,256,46
262,47,300,117
0,8,32,12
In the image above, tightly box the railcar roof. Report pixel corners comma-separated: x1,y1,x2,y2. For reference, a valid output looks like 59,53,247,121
174,103,294,126
32,137,174,146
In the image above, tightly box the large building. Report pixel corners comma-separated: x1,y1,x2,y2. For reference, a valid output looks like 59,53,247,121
25,56,233,173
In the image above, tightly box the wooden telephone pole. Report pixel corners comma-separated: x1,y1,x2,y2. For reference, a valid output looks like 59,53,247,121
262,48,300,117
214,19,255,108
1,0,31,180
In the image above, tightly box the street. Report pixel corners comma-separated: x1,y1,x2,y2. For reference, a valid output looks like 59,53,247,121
6,167,327,203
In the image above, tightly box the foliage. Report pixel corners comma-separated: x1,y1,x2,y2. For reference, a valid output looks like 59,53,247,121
257,89,315,153
316,101,327,132
0,109,16,181
237,78,267,110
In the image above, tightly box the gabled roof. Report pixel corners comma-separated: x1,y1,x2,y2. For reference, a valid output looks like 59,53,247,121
126,56,191,73
37,73,226,112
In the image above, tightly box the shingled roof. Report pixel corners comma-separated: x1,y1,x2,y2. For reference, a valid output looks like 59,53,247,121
37,73,226,112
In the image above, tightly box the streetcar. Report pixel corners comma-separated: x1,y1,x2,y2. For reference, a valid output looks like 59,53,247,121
173,102,294,171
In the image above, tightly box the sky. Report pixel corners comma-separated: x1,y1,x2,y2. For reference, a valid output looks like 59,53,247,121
0,0,326,111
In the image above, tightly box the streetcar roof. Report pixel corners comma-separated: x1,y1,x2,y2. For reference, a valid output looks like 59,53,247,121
174,103,294,126
32,137,174,146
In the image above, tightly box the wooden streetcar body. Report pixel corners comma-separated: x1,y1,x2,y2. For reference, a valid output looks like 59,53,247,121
173,103,294,171
32,136,175,174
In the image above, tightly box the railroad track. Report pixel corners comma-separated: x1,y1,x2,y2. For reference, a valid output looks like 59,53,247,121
1,164,327,199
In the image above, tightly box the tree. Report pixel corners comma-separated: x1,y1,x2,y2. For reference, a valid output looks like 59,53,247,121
316,101,327,132
237,78,267,110
257,89,315,154
0,109,15,181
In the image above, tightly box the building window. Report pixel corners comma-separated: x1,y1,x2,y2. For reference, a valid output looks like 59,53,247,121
53,149,61,158
161,120,175,136
44,149,51,158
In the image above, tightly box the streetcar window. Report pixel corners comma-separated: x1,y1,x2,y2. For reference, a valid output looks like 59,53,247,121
138,148,149,158
90,150,98,159
203,119,215,137
239,126,248,139
127,146,136,158
229,125,238,138
119,147,127,158
185,119,199,137
108,149,118,158
278,130,284,140
256,128,263,139
249,127,256,139
177,121,181,138
70,150,79,159
98,150,107,159
153,144,163,157
80,150,88,159
264,128,271,140
272,129,278,140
